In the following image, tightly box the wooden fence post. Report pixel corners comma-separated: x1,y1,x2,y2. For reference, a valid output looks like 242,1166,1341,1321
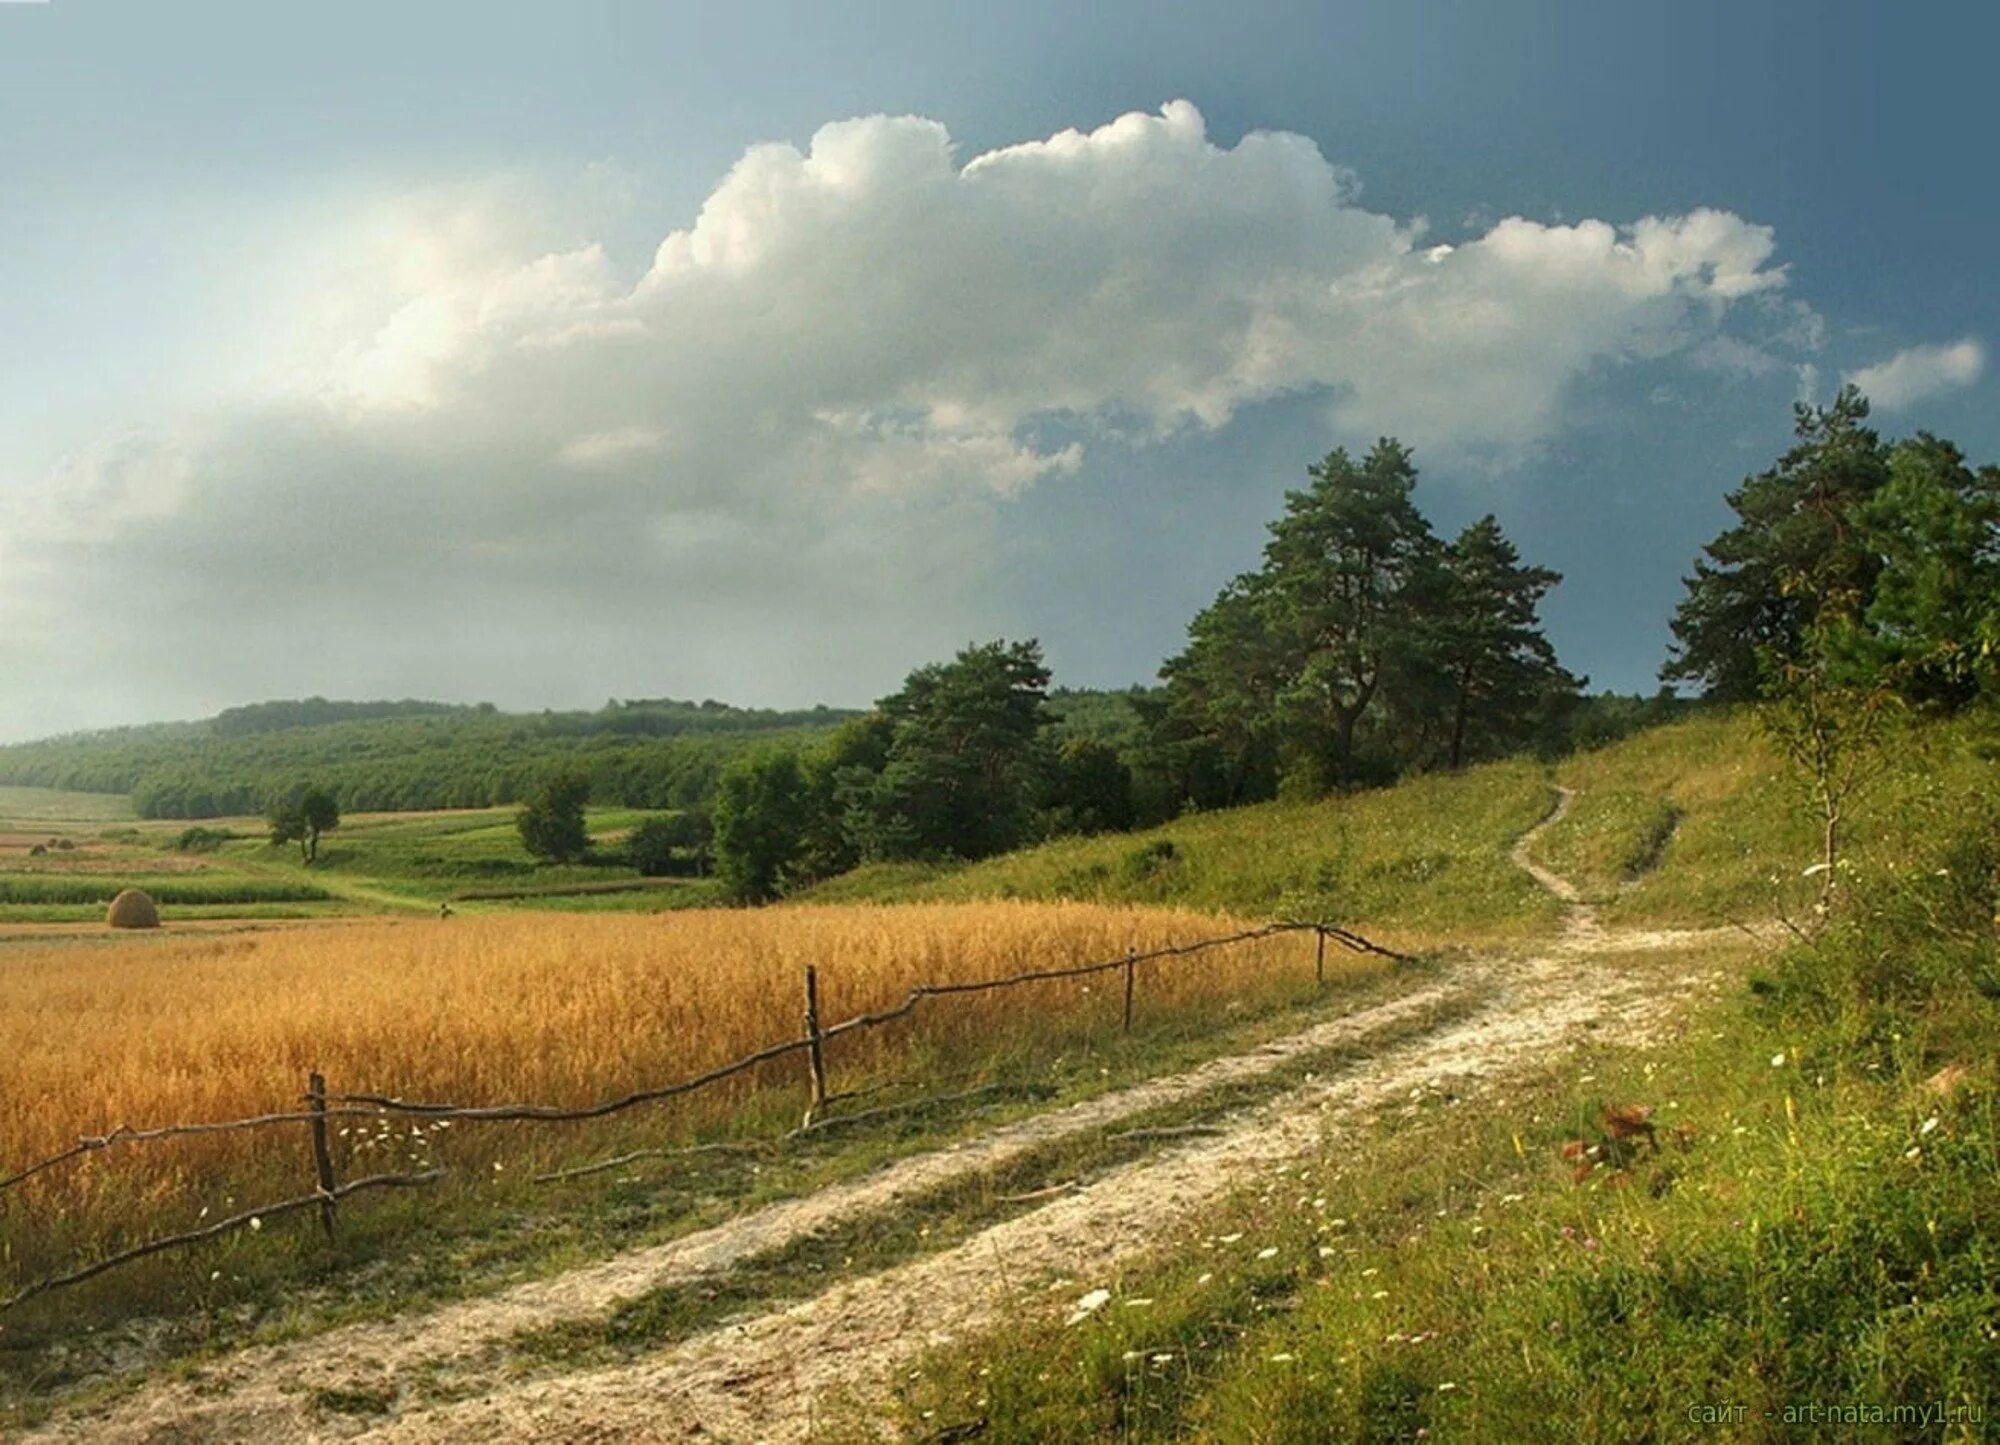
1122,947,1137,1032
307,1071,337,1241
802,966,829,1128
1315,926,1327,988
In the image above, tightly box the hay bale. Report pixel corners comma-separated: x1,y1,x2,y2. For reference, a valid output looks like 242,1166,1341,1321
106,888,161,930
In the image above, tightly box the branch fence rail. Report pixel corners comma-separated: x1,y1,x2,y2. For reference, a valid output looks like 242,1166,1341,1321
0,918,1406,1312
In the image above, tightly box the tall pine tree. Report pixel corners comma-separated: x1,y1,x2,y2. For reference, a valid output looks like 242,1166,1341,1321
1665,386,1890,699
1421,516,1577,769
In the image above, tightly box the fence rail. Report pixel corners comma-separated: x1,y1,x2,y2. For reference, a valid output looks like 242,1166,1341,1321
0,917,1407,1311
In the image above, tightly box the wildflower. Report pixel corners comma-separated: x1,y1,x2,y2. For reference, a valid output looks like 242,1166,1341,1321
1065,1288,1111,1326
1196,1272,1213,1285
1770,1052,1786,1068
1256,1247,1279,1261
248,1217,262,1232
1437,1382,1459,1392
1150,1353,1174,1365
1371,1290,1390,1299
1123,1298,1154,1308
1218,1233,1244,1244
1269,1353,1296,1363
1919,1116,1940,1136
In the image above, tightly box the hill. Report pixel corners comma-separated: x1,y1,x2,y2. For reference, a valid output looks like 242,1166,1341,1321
0,695,863,819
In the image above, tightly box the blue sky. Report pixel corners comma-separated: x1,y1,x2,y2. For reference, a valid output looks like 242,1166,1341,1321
1,1,1993,739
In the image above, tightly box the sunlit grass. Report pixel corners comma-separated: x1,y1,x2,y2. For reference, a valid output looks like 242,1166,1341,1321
801,757,1561,948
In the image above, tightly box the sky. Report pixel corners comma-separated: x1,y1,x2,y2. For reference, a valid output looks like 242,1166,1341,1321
1,1,1995,742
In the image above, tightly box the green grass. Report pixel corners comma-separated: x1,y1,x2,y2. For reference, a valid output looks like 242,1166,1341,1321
0,875,332,906
209,805,689,906
801,758,1563,948
883,716,2000,1443
0,786,134,823
1540,710,1999,928
891,943,1998,1441
0,804,705,924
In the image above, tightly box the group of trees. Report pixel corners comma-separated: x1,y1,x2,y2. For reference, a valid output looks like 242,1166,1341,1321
1664,387,1998,903
1666,385,1999,710
704,442,1581,902
1159,441,1578,800
711,641,1092,901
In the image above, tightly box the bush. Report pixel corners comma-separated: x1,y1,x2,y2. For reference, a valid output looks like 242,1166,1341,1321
517,772,590,864
175,826,231,853
625,813,711,877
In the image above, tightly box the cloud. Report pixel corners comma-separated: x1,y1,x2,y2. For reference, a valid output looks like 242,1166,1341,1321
1,101,1801,735
1847,337,1986,410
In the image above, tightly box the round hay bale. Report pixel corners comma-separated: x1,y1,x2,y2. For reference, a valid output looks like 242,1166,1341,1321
106,888,161,930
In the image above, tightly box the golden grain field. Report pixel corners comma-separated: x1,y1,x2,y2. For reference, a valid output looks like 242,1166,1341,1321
0,902,1376,1291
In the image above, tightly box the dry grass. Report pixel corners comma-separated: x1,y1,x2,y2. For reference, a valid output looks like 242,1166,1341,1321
0,902,1373,1292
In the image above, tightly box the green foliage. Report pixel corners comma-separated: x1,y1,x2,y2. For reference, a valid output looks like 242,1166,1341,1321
1666,386,1890,700
265,784,339,863
712,751,814,902
1164,443,1575,802
1667,388,1999,712
1847,433,2000,706
0,697,858,819
1414,514,1580,769
516,772,591,864
173,825,231,853
624,811,712,877
1561,688,1696,753
861,639,1054,861
1040,736,1135,837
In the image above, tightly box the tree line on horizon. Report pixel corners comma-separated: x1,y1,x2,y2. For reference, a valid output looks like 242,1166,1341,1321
0,699,859,820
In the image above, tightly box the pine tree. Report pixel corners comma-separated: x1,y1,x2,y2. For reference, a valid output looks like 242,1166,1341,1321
1424,516,1577,769
1665,386,1889,698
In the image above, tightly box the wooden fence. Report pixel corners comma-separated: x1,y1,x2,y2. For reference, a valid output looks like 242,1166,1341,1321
0,919,1404,1311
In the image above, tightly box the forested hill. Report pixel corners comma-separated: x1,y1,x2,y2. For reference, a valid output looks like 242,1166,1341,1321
0,696,864,819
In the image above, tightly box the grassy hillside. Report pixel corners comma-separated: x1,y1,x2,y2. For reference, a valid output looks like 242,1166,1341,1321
1537,710,1998,927
802,757,1563,950
883,708,2000,1441
0,696,858,819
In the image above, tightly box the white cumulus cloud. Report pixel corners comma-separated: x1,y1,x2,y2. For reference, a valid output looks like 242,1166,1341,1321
1846,337,1986,411
1,101,1803,735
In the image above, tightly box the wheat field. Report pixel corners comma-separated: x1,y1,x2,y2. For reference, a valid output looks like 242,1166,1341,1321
0,902,1375,1295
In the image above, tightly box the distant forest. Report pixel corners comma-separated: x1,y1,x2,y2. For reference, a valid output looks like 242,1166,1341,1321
0,697,862,818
